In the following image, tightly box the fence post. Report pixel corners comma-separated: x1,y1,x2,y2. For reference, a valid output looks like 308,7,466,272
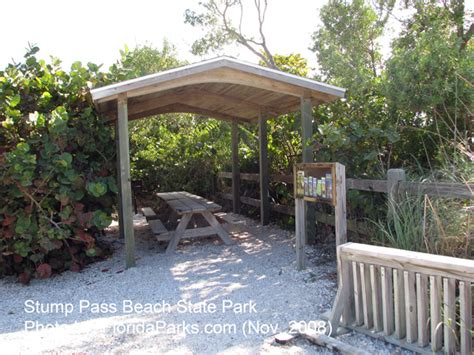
387,169,406,221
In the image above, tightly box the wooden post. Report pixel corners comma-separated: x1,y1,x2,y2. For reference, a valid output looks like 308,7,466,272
301,96,315,244
295,196,306,270
259,114,270,225
231,120,241,214
387,169,406,221
334,163,347,246
117,94,135,268
115,121,124,241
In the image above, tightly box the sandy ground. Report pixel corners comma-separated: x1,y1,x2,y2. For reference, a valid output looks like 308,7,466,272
0,214,406,354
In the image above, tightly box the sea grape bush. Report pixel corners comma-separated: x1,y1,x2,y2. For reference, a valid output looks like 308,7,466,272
0,47,116,282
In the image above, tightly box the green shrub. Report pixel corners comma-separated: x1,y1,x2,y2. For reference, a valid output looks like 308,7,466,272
0,46,116,282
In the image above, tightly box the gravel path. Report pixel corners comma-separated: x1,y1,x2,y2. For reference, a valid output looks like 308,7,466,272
0,214,407,354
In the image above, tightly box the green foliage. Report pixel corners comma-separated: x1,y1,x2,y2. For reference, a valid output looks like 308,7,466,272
0,46,116,281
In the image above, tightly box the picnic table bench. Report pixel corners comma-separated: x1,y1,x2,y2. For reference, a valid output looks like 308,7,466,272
148,191,234,253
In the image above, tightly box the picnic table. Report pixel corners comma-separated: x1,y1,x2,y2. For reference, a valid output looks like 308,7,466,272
156,191,233,253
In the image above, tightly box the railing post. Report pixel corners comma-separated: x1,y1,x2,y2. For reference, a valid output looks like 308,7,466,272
387,169,406,221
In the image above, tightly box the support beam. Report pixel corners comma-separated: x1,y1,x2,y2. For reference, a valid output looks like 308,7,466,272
231,120,241,214
115,121,124,241
259,114,270,225
116,94,136,268
301,96,315,243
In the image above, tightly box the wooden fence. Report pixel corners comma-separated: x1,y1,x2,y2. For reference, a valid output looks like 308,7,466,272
217,169,473,235
329,243,473,354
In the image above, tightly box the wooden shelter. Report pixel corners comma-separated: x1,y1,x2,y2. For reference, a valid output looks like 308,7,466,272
90,56,345,268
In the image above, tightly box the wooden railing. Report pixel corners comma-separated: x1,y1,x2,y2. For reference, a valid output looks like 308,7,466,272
217,170,473,235
329,243,473,354
217,171,474,198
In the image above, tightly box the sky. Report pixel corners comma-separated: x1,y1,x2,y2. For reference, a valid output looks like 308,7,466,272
1,0,330,70
2,0,460,73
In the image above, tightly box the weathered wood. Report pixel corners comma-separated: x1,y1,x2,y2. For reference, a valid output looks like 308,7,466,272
459,281,472,354
415,273,429,347
360,263,373,329
352,261,363,326
117,94,135,269
292,324,370,355
381,266,394,336
403,271,417,344
393,269,406,339
443,277,456,354
115,121,125,242
141,207,157,219
301,96,315,244
295,197,305,270
148,219,168,236
429,276,443,352
334,163,347,246
166,213,192,254
387,169,406,221
329,257,351,332
218,171,473,198
338,243,474,282
259,114,270,225
91,57,345,108
370,265,382,332
399,180,474,199
201,210,233,245
231,120,241,214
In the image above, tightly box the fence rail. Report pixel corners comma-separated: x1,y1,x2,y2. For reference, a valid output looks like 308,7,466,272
217,170,473,235
217,171,473,198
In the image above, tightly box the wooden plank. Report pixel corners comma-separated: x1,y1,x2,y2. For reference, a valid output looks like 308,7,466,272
381,266,394,336
352,261,363,326
218,171,473,198
430,276,443,352
181,225,217,239
295,197,305,270
443,277,456,354
399,181,474,199
346,178,387,193
117,94,135,269
346,324,433,355
459,281,472,354
334,163,347,246
259,114,270,225
293,325,370,355
201,211,233,245
415,273,429,347
91,58,345,105
148,219,168,235
342,260,355,326
166,213,192,253
338,243,474,282
231,120,241,214
370,265,382,332
165,198,193,214
329,255,352,333
393,269,406,339
360,263,373,329
141,207,157,219
404,271,417,344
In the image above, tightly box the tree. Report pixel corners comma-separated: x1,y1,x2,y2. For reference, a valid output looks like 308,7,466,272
311,0,399,176
385,0,473,154
184,0,278,69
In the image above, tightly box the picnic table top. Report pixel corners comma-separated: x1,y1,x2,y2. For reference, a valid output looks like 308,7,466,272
156,191,222,215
